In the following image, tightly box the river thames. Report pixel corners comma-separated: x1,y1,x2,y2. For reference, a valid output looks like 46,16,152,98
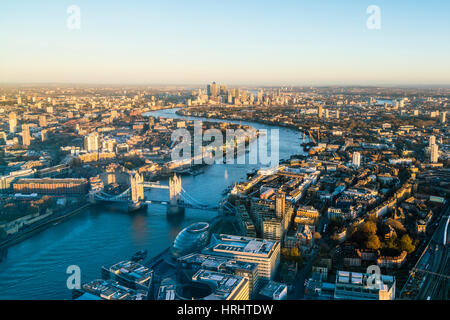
0,108,306,299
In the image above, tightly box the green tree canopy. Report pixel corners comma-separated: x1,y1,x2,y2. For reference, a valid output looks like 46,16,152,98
398,234,415,254
366,234,381,250
360,221,377,235
314,232,322,242
290,247,301,257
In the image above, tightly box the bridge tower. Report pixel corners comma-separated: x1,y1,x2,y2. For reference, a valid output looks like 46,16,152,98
130,172,145,203
167,173,184,216
169,173,182,205
88,190,97,204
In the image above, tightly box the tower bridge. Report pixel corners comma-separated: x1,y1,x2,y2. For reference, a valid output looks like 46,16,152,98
89,172,221,213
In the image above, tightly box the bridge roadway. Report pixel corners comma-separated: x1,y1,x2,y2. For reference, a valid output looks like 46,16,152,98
142,182,169,189
144,199,219,211
91,178,222,212
413,204,450,300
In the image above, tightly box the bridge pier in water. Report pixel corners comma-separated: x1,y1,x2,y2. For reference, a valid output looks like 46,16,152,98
129,172,147,212
167,173,185,216
90,172,216,213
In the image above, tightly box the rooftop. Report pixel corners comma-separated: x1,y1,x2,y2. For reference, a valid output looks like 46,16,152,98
204,234,278,257
178,253,258,272
259,280,288,298
107,260,153,285
81,279,147,300
192,270,248,300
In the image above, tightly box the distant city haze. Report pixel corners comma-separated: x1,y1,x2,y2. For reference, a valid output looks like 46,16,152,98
1,0,450,86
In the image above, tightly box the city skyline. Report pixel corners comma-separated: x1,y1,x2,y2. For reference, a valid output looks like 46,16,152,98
1,0,450,86
0,84,448,301
0,0,449,305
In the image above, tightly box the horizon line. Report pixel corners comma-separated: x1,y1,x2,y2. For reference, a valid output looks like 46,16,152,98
1,82,450,89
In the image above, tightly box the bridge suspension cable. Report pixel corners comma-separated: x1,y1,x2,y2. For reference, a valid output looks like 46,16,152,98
180,187,208,206
95,188,131,201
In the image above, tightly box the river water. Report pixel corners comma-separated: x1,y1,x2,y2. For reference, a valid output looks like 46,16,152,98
0,108,306,299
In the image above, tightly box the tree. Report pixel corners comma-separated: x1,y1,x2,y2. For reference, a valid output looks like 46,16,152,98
398,234,415,254
384,234,398,250
360,221,377,235
313,232,322,242
366,234,381,250
386,218,406,234
290,247,300,257
289,247,303,264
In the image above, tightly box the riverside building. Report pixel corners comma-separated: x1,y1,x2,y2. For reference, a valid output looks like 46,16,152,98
177,253,259,297
12,178,88,195
202,234,280,281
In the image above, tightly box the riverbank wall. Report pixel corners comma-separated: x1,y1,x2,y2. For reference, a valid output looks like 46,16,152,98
0,202,91,249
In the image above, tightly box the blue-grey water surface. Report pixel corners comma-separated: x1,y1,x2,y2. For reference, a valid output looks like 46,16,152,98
0,108,306,299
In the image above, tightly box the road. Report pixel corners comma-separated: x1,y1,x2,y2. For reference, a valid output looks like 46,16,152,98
290,213,328,299
414,204,450,300
291,248,318,299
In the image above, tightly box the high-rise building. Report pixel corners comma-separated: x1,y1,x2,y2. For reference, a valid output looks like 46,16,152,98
441,111,447,124
207,82,218,98
206,84,211,96
257,90,264,103
9,112,17,133
431,144,439,163
84,132,100,152
275,192,285,219
219,84,227,95
429,135,436,148
318,105,323,118
352,152,361,168
249,94,255,105
336,110,340,119
22,124,31,146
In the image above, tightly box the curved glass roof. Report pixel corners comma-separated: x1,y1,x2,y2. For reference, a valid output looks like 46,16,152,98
171,222,210,258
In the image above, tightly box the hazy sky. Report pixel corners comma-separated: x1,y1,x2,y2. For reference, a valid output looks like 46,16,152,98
1,0,449,85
